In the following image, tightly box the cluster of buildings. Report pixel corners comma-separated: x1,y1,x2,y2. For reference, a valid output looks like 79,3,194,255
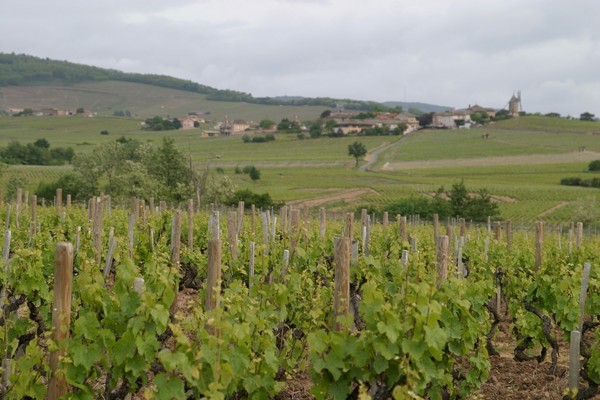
178,114,206,129
5,93,522,135
431,104,497,129
329,109,420,135
6,107,95,117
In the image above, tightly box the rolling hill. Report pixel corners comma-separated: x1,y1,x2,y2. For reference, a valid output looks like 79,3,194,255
0,53,450,119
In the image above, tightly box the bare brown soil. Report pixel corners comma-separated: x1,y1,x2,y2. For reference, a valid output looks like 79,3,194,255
286,188,379,208
538,201,570,218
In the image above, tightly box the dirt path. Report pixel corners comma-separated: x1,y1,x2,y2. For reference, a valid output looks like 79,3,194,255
286,188,378,208
537,201,570,218
358,133,412,172
381,151,600,171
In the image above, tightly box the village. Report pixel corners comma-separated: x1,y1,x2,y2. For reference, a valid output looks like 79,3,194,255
3,92,523,136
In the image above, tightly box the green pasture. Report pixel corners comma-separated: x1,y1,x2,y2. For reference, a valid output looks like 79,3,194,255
377,126,600,165
492,115,600,133
1,114,600,226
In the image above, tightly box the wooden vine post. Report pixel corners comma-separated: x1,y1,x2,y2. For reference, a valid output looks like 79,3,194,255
567,262,593,395
31,195,37,238
139,199,145,223
103,236,117,280
333,237,350,331
568,330,581,395
568,222,574,256
205,229,222,315
251,204,256,235
93,196,103,264
459,218,466,238
433,213,439,244
133,277,145,294
171,210,182,267
445,225,452,257
303,205,310,244
127,212,135,257
56,188,62,216
290,209,300,253
494,222,501,242
261,212,269,254
227,211,238,260
506,220,512,252
319,207,326,240
399,215,407,244
48,242,74,400
383,210,389,227
16,188,22,229
579,262,592,332
535,221,544,271
279,206,288,237
1,230,12,315
187,199,194,251
576,222,583,250
248,242,255,289
436,235,449,288
237,201,244,236
345,212,354,241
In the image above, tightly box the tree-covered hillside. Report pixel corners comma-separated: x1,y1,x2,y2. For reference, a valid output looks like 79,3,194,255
0,53,217,94
0,53,389,111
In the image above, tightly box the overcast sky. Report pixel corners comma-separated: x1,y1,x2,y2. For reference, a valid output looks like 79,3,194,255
2,0,599,116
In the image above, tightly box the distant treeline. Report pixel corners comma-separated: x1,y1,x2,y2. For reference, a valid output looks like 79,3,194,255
560,177,600,189
0,53,392,111
0,139,74,165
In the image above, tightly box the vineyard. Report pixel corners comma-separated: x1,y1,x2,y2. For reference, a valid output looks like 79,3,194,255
0,190,599,400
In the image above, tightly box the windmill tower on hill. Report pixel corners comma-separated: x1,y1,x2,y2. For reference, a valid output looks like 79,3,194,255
508,91,522,117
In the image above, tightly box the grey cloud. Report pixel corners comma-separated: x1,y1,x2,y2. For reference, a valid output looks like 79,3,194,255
1,0,599,115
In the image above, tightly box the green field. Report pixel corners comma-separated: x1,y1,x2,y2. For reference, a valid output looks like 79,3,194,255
1,113,600,227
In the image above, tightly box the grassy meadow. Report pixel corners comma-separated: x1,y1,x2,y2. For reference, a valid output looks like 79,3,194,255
1,113,599,227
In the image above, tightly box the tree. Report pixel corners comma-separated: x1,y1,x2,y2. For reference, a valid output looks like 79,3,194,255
34,138,50,149
418,112,434,127
320,110,331,118
589,160,600,172
248,167,261,181
148,137,194,201
259,119,275,129
580,112,595,121
470,112,490,125
545,112,561,118
70,137,194,202
348,142,367,167
5,175,26,201
242,165,261,181
492,109,511,121
309,121,322,138
224,189,282,209
324,119,337,134
448,180,469,214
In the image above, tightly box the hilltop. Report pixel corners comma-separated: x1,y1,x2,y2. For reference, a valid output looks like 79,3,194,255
0,53,450,118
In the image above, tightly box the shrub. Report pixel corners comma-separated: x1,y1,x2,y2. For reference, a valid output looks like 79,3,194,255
369,182,499,222
224,189,283,210
589,160,600,172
